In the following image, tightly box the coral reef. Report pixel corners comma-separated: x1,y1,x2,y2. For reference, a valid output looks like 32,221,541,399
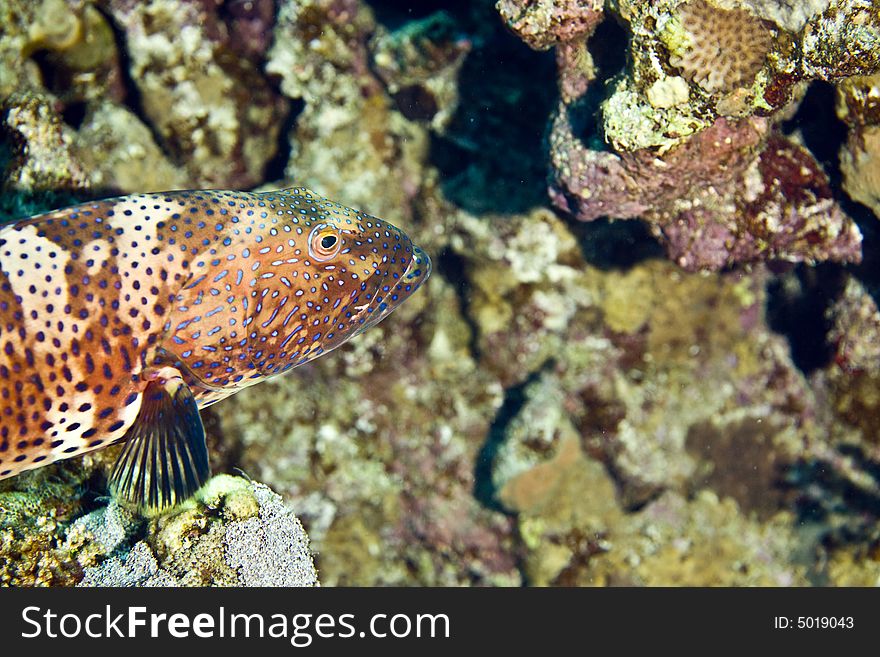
0,0,123,102
1,468,318,587
78,477,319,587
370,11,472,133
101,0,288,188
501,437,807,586
524,0,878,271
3,0,880,589
1,90,84,186
0,0,288,201
455,208,815,511
825,278,880,445
495,0,604,50
550,111,862,270
265,0,426,222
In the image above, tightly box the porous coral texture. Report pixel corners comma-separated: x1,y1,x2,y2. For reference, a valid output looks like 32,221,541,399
668,0,774,93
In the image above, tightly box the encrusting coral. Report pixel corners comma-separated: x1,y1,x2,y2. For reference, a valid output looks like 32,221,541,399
1,462,318,587
837,72,880,218
500,0,877,271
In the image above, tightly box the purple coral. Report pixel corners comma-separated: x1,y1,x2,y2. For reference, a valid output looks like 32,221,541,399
518,0,869,272
550,109,862,271
496,0,604,50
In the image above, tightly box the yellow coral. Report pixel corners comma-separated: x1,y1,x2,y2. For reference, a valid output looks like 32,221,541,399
667,0,773,93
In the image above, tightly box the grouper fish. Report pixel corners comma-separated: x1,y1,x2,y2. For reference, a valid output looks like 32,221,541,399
0,187,430,512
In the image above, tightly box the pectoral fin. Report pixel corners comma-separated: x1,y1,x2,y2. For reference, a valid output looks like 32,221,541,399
109,375,210,514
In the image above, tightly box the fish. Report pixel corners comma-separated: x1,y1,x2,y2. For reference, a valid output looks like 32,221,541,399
0,187,430,512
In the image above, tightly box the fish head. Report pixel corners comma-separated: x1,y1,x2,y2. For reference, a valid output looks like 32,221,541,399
244,190,432,376
320,217,431,341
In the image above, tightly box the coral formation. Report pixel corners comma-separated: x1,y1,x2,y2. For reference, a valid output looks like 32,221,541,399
523,0,878,271
79,477,319,587
800,0,880,81
370,11,472,133
265,0,427,222
549,110,861,270
102,0,288,188
500,437,806,586
495,0,604,50
1,469,319,587
826,278,880,443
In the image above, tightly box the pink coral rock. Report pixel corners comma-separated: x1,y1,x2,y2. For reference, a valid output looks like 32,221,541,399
550,107,862,270
507,0,871,271
496,0,604,50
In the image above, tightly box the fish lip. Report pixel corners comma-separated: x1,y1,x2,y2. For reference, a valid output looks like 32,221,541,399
402,244,431,291
346,244,431,330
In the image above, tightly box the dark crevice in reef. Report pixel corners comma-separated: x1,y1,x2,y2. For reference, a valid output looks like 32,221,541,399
787,443,880,551
366,0,474,29
433,247,480,359
555,17,663,271
784,81,880,305
591,14,630,88
783,82,845,182
473,367,548,513
60,100,89,130
569,13,630,150
397,1,558,215
767,81,878,374
261,98,305,185
847,197,880,307
569,216,664,271
29,49,79,113
96,5,178,167
766,264,847,375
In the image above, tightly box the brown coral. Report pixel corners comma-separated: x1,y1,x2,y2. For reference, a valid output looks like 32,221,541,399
669,0,774,93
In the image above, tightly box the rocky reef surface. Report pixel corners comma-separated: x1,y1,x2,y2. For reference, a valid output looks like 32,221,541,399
2,0,880,586
1,466,318,586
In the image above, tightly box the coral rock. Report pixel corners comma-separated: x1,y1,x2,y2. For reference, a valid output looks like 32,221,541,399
370,11,472,133
550,106,862,271
78,477,319,587
507,0,874,271
102,0,288,188
826,278,880,445
495,0,604,51
837,72,880,218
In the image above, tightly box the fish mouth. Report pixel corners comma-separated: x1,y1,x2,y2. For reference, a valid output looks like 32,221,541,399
403,243,432,291
348,244,432,332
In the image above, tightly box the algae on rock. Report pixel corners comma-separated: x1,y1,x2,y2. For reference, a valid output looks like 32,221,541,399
2,470,318,587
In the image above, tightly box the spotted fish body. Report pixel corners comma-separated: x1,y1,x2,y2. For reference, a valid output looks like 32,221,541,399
0,187,430,507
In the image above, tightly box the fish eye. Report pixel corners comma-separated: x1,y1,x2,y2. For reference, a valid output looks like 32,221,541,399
308,224,342,262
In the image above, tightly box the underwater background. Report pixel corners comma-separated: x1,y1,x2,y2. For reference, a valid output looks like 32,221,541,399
1,0,880,586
